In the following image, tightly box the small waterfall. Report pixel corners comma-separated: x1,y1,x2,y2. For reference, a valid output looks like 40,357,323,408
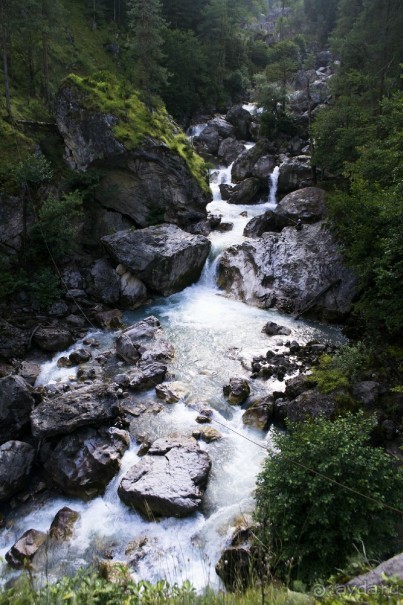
268,166,280,207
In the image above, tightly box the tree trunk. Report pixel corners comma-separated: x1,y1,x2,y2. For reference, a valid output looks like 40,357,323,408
1,0,12,117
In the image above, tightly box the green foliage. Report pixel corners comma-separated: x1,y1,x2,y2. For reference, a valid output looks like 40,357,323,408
0,569,313,605
254,413,403,584
127,0,170,106
309,343,370,394
29,190,83,262
13,155,54,188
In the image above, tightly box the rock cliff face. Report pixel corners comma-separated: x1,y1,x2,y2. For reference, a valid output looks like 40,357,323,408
55,83,211,231
217,221,355,321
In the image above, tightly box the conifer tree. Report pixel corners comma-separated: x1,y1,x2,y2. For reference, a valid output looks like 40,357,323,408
127,0,169,108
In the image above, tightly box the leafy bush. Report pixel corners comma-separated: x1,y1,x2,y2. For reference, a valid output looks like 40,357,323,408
254,413,403,584
13,155,54,188
29,190,83,262
308,343,370,394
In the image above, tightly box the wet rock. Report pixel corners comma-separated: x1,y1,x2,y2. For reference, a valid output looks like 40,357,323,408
195,406,214,423
284,375,312,400
119,400,163,418
69,348,92,365
242,396,274,430
278,155,314,194
251,155,276,182
125,535,150,567
351,381,380,408
116,317,174,365
87,258,121,305
155,381,189,403
194,125,220,155
216,547,253,591
5,529,47,569
116,265,148,309
192,426,222,442
243,210,292,237
227,178,262,205
225,105,253,140
0,320,29,361
219,184,233,201
66,314,87,329
45,427,129,500
218,222,234,232
49,507,80,542
0,375,35,445
31,383,119,438
0,441,35,502
231,140,269,183
217,222,356,322
33,326,74,352
218,138,245,165
223,378,251,405
209,116,235,139
93,309,123,329
18,361,41,386
99,560,130,583
262,321,291,336
118,437,211,518
127,361,168,391
102,224,211,297
276,187,326,224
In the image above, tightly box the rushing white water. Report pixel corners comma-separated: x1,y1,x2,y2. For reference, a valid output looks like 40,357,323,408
0,135,346,591
269,165,280,206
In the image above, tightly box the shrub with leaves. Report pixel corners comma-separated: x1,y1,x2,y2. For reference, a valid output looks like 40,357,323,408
254,412,403,584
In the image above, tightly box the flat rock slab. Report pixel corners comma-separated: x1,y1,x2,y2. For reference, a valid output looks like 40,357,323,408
155,381,190,403
31,383,119,438
102,224,211,296
118,437,211,518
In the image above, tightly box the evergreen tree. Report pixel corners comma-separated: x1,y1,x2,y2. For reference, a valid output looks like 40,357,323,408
127,0,169,107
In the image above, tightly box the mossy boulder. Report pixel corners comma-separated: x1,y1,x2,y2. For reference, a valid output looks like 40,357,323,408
56,74,211,230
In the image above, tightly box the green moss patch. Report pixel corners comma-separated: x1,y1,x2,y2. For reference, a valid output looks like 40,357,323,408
63,72,210,194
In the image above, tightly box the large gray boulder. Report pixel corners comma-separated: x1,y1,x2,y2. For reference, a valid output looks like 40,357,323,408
209,116,235,139
102,224,211,297
33,326,74,353
44,427,129,500
56,84,211,230
0,376,35,444
278,155,314,193
217,222,356,322
227,178,262,205
31,383,119,438
116,316,174,365
276,187,326,223
0,441,35,502
118,437,211,517
231,140,269,183
243,210,292,238
217,138,245,165
225,105,253,140
86,258,121,305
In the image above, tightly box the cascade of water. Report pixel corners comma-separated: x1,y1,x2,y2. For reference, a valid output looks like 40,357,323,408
268,166,280,207
0,132,347,593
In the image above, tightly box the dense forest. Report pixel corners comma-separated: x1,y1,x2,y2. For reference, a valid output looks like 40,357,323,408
1,0,403,602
